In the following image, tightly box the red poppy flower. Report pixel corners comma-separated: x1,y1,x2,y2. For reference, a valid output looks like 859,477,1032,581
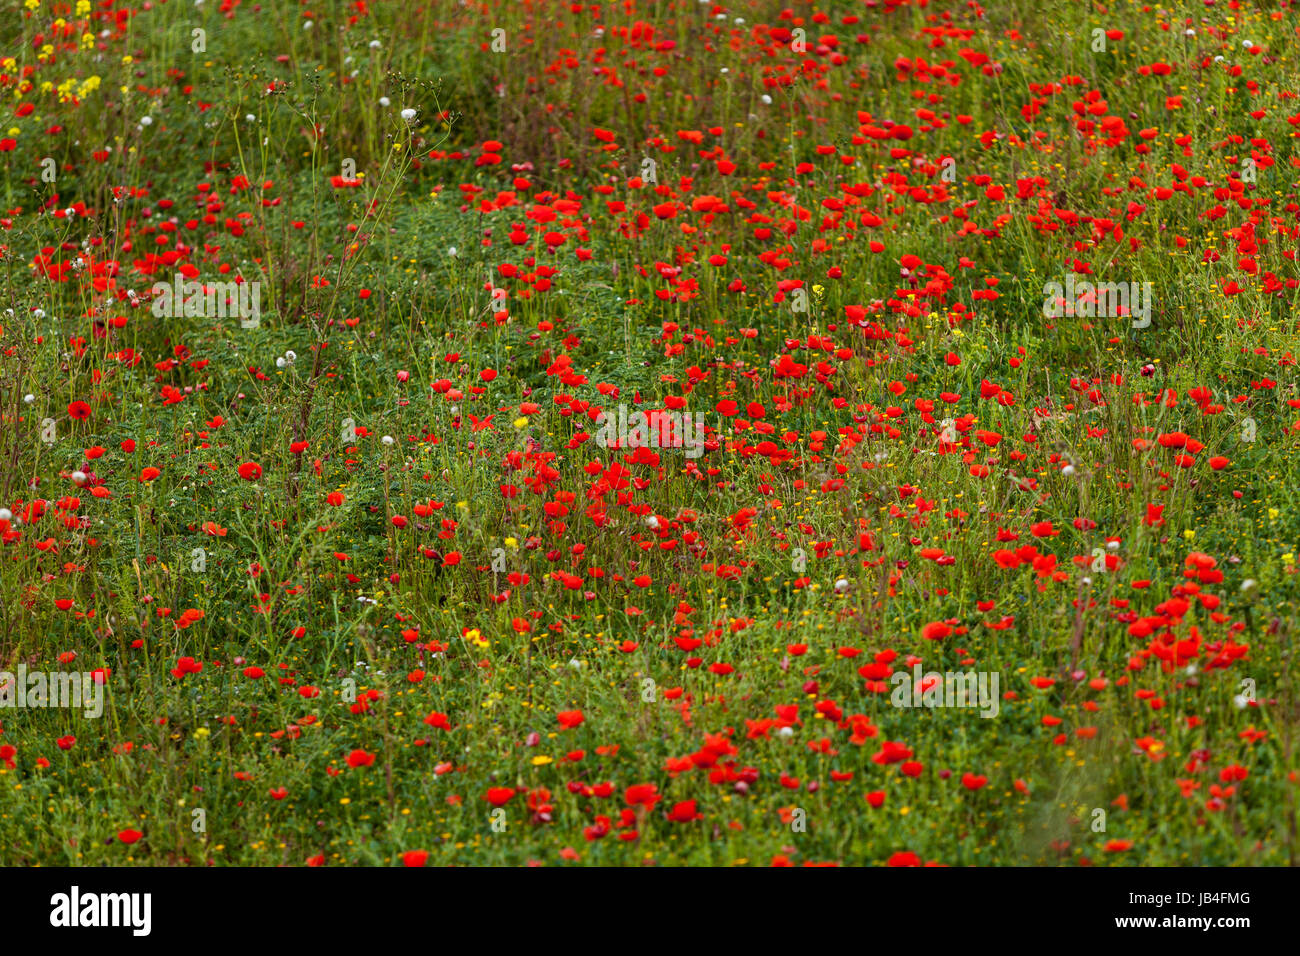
346,749,375,768
624,783,660,807
665,800,701,822
557,709,585,729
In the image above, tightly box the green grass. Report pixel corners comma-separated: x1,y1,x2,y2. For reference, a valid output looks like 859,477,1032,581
0,0,1297,866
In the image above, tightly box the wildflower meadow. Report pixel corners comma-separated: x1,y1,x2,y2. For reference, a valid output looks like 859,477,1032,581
1,0,1298,877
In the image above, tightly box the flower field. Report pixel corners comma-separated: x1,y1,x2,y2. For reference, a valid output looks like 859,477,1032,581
1,0,1298,867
